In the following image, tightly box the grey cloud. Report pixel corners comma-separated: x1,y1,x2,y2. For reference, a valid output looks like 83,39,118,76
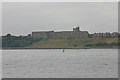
2,2,118,35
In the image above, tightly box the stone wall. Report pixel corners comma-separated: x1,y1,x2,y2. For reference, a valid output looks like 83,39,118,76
32,27,89,38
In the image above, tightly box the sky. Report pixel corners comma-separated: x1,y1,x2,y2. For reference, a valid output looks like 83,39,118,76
2,2,118,36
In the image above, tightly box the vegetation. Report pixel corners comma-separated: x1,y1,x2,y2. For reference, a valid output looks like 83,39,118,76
2,34,119,48
85,42,118,47
0,36,2,48
2,34,42,48
26,37,119,48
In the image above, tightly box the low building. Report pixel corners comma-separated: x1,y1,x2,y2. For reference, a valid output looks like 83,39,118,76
92,32,120,38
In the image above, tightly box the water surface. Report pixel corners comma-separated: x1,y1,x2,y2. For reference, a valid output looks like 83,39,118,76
2,49,118,78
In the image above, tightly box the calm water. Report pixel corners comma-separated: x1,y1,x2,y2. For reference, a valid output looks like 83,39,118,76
0,50,2,79
2,49,118,78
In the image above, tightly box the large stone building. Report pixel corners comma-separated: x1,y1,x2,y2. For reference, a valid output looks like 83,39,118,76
32,27,89,38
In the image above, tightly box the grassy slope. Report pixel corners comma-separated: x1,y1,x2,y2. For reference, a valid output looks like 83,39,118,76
0,37,1,48
26,38,118,48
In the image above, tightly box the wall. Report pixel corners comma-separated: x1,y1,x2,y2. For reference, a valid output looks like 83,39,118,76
32,31,89,38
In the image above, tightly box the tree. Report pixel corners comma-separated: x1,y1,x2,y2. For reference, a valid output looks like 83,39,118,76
6,34,11,37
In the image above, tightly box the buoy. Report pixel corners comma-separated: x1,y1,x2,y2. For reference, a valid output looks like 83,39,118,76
63,49,65,52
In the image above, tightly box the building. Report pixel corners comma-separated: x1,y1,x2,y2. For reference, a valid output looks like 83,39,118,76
92,32,120,38
32,27,89,38
111,32,119,38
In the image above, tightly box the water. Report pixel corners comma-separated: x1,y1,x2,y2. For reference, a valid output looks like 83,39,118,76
0,50,2,79
2,49,118,78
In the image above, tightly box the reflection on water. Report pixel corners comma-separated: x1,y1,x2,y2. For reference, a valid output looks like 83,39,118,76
2,49,118,78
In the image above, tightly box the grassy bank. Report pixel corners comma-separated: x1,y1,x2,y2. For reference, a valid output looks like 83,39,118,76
26,38,119,48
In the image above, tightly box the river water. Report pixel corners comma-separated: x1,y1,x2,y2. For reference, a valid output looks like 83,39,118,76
2,49,118,78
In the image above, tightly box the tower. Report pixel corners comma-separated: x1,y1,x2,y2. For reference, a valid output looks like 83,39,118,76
73,26,80,32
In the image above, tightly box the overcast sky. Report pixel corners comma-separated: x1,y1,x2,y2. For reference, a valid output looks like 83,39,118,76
2,2,118,36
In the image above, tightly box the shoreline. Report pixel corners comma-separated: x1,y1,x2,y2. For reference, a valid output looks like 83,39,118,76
2,47,119,50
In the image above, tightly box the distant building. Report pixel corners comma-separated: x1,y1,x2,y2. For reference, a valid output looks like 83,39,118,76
92,32,120,38
32,26,120,38
111,32,119,38
32,27,89,38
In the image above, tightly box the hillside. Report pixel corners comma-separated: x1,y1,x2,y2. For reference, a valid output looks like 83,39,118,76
26,38,119,48
0,37,1,48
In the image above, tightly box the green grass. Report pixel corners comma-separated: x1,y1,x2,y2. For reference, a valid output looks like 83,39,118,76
26,38,119,48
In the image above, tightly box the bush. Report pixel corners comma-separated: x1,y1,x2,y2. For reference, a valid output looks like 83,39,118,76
95,43,108,46
74,44,77,47
108,42,118,46
85,44,93,46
